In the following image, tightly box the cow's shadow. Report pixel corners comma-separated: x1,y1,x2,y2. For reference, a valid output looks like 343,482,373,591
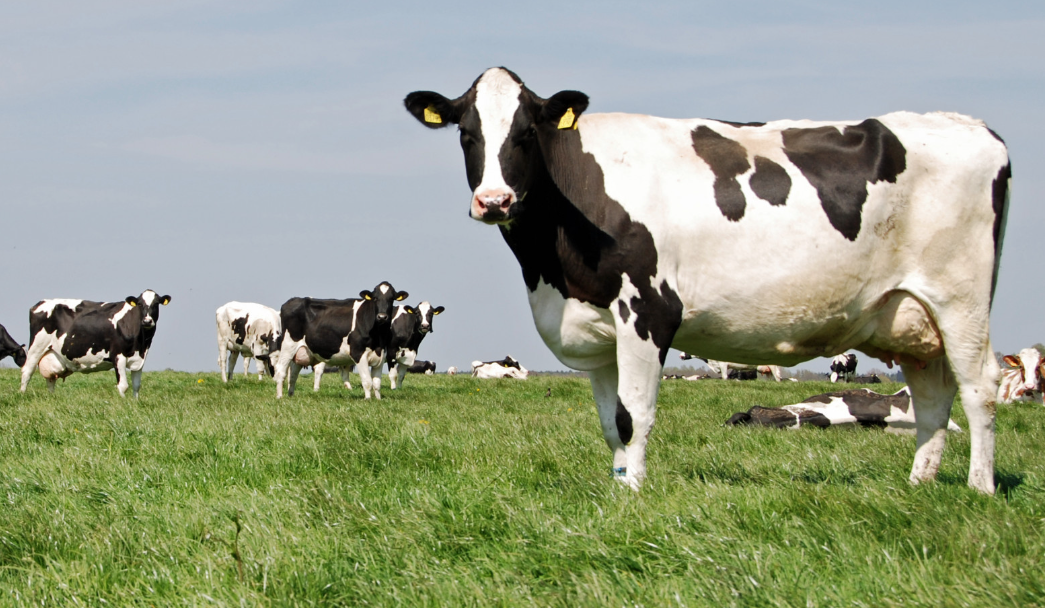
938,470,1024,498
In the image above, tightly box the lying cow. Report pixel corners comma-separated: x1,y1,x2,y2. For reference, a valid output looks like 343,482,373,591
998,348,1044,404
446,366,459,376
216,302,281,382
273,281,407,399
0,323,27,368
830,353,859,382
471,355,529,379
851,374,883,384
679,352,782,381
387,301,444,389
727,387,962,434
408,360,436,374
20,290,171,397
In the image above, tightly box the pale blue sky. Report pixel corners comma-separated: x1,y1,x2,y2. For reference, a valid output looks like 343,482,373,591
1,2,1042,374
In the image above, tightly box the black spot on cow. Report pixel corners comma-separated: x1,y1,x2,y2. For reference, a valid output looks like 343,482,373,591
748,156,791,207
615,396,634,444
782,118,907,241
991,162,1011,301
802,388,910,426
617,299,630,323
691,125,750,221
726,405,833,429
709,119,767,128
230,315,248,345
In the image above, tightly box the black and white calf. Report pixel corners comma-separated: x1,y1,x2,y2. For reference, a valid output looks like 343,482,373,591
406,67,1010,493
727,387,962,434
216,302,282,382
830,354,859,383
273,282,407,399
679,352,782,382
471,355,529,379
20,290,171,397
0,324,27,368
387,301,444,390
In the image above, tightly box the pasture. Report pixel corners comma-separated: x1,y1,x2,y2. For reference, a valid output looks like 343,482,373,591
0,370,1042,606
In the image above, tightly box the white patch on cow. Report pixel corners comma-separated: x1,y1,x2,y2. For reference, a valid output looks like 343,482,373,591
378,284,390,294
473,69,522,198
110,303,134,328
33,299,83,317
417,302,433,331
141,290,158,307
528,280,616,371
783,397,858,426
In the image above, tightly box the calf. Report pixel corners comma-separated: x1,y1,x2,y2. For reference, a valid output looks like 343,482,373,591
727,387,962,434
830,354,859,383
0,324,27,368
216,302,281,382
471,355,529,379
998,348,1044,404
387,301,444,389
273,281,407,399
20,290,171,397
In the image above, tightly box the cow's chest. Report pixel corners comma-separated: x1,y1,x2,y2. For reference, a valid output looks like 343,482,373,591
527,280,617,371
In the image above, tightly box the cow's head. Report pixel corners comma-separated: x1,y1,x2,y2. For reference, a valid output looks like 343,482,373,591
405,67,589,224
361,282,408,324
1003,348,1044,394
253,329,282,376
402,301,444,335
125,290,171,329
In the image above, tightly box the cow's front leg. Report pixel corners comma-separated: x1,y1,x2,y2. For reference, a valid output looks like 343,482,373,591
588,364,627,477
115,355,130,397
613,335,667,490
388,363,399,390
357,360,374,399
19,339,51,392
226,350,240,382
242,354,252,379
218,342,230,382
313,362,326,392
370,363,382,400
339,367,352,390
288,361,302,396
131,369,143,398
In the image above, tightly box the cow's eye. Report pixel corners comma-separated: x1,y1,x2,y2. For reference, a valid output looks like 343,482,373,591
514,125,536,144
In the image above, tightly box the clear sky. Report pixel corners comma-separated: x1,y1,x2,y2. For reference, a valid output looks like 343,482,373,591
0,1,1041,375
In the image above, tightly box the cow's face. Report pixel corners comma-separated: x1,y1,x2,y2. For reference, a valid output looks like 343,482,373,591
1003,348,1043,393
125,290,171,329
405,67,589,224
361,282,408,324
411,301,444,334
12,345,26,368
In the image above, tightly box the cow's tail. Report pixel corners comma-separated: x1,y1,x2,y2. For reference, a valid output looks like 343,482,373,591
989,154,1012,306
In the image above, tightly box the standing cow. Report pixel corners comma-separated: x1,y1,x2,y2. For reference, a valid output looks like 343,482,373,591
20,290,171,397
387,301,444,390
830,353,859,383
273,281,407,400
216,302,282,382
0,324,27,368
405,67,1010,493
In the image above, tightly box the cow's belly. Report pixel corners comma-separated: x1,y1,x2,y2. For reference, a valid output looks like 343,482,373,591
528,281,616,370
56,347,114,374
301,335,356,366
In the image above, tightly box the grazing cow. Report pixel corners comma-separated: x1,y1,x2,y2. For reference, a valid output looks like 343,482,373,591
20,290,171,397
830,354,859,383
679,352,782,382
405,67,1010,493
471,355,529,379
0,324,27,368
726,387,962,434
273,281,407,400
387,301,444,389
408,360,437,374
998,348,1044,404
215,302,281,382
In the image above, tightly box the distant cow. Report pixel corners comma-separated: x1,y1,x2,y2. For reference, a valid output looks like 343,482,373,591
20,290,171,397
998,348,1043,404
679,352,782,382
0,324,27,368
830,354,858,383
446,366,459,376
727,387,962,434
273,281,408,400
851,374,883,384
216,302,281,382
471,355,529,379
387,301,444,389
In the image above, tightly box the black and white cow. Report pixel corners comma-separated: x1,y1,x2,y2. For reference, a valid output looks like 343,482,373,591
0,324,27,368
216,302,282,382
830,353,859,383
273,281,407,400
851,374,883,384
679,352,782,382
20,290,171,397
471,355,529,379
406,67,1010,493
408,360,437,374
726,387,962,434
387,301,444,390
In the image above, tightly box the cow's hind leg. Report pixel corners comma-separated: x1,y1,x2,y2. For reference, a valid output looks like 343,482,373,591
115,355,130,397
339,367,352,390
19,337,52,392
396,363,408,391
218,341,230,383
226,350,240,382
903,358,958,487
945,339,1000,494
242,354,252,379
46,377,56,393
288,361,302,396
313,362,325,392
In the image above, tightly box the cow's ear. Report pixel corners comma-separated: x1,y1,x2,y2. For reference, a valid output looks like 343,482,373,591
403,306,416,315
538,90,590,129
432,306,445,315
395,291,409,301
360,290,373,301
1003,355,1020,368
161,295,171,305
404,91,460,129
125,297,137,307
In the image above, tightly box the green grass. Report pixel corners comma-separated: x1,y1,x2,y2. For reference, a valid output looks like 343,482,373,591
0,370,1043,606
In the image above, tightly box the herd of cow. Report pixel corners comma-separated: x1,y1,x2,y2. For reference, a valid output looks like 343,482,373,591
0,66,1033,496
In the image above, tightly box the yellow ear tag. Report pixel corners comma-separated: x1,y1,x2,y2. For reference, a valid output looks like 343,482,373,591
129,301,136,307
557,107,576,130
423,106,442,124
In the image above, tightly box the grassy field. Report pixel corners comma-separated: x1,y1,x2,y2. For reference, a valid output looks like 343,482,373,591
0,369,1043,607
